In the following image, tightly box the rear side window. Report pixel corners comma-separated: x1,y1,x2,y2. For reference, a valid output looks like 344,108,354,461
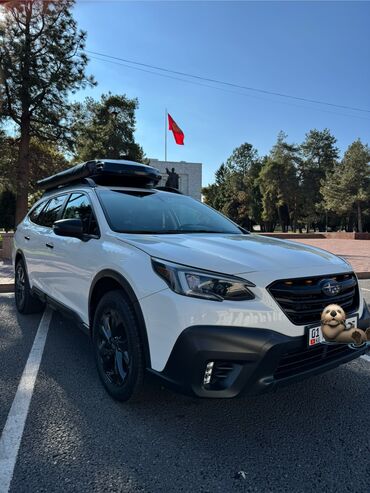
62,193,99,236
29,200,47,225
38,194,67,228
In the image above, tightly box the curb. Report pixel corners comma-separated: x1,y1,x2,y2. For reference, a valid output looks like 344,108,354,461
0,283,14,294
356,272,370,280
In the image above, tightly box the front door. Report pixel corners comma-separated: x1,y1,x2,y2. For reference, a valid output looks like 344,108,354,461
47,192,100,325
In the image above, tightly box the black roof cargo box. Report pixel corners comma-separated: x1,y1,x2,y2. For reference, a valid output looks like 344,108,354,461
37,159,161,191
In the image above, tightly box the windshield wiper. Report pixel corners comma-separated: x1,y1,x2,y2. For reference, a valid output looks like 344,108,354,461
119,229,233,234
178,230,230,233
119,230,182,234
120,229,238,235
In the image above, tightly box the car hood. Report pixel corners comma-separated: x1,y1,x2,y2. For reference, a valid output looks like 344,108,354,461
114,233,349,276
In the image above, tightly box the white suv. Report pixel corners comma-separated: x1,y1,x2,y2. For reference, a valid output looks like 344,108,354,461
13,160,370,401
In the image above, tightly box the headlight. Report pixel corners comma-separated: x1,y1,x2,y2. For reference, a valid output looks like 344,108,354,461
151,258,255,302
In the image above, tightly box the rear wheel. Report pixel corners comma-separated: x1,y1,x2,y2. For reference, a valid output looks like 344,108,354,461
15,260,44,314
92,290,145,402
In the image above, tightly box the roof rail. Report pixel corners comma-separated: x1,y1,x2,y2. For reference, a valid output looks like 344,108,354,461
37,159,161,192
41,177,96,197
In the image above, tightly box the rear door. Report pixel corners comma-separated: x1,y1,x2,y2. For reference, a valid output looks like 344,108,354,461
29,193,69,293
21,199,49,288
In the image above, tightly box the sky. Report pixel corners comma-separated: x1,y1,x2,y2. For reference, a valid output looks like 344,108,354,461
72,0,370,185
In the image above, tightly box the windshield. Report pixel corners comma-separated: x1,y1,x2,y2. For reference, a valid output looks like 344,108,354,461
97,189,243,234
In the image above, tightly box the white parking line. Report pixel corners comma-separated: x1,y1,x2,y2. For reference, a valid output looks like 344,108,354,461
0,308,52,493
361,354,370,363
361,288,370,292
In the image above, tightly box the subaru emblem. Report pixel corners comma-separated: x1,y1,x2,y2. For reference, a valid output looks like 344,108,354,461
321,279,341,297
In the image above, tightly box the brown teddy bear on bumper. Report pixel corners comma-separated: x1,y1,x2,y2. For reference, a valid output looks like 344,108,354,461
320,304,370,346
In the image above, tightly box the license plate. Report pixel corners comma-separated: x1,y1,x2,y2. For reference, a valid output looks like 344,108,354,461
308,316,358,347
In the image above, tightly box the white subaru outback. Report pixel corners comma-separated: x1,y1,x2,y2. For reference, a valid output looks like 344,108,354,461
13,160,370,401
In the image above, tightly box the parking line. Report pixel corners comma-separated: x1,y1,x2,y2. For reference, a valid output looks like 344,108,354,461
361,354,370,363
0,308,52,493
361,288,370,292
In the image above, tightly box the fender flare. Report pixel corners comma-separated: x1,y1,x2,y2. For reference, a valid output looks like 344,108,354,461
89,269,151,368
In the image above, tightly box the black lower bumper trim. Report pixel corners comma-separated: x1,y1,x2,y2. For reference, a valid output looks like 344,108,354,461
150,301,370,398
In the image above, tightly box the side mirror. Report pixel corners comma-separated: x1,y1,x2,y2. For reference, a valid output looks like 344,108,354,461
53,218,84,240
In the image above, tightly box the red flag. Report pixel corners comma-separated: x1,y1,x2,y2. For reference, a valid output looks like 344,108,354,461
168,113,184,145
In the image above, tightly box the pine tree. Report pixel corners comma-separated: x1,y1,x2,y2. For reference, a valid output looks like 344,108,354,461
321,140,370,232
72,93,145,163
221,143,261,229
300,129,339,231
258,132,300,232
0,0,94,223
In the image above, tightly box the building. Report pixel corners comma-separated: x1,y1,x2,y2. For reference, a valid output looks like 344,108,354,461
149,159,202,201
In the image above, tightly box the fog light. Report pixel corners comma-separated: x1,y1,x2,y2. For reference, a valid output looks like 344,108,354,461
203,361,214,385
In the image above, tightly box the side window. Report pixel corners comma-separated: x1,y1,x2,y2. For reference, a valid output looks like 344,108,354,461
29,200,47,225
39,195,67,228
62,193,99,236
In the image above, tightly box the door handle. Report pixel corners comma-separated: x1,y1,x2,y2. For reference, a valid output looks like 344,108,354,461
45,243,54,249
24,236,30,241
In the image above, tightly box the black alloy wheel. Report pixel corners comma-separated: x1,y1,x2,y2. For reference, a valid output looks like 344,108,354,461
14,260,44,314
15,262,26,310
93,290,145,401
96,309,131,387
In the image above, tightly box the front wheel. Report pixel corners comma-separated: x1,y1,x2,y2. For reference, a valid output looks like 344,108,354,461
92,290,146,402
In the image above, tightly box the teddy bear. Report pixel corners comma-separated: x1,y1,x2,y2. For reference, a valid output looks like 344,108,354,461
320,304,370,346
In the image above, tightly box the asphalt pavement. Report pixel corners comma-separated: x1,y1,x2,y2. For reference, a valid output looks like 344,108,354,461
1,285,370,493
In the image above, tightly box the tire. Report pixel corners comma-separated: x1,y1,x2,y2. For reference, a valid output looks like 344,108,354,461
15,259,45,314
92,290,146,402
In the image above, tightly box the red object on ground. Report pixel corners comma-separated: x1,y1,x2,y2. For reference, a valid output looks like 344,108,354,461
168,113,184,145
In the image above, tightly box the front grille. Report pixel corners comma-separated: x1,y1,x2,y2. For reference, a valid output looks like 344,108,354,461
274,343,363,380
268,272,359,325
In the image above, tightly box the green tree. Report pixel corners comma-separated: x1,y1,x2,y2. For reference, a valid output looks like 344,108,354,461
72,93,145,163
0,135,68,200
221,143,260,229
202,182,222,209
300,129,339,231
321,139,370,232
258,132,300,232
0,0,94,223
202,163,231,211
203,143,262,230
0,130,17,192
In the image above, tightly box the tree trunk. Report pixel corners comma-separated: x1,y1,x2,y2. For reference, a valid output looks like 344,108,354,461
15,116,31,225
14,1,32,225
357,202,363,233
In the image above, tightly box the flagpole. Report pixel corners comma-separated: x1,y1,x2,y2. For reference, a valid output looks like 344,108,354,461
164,108,168,163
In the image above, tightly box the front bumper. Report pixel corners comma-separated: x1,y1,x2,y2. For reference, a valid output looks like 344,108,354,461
150,301,370,398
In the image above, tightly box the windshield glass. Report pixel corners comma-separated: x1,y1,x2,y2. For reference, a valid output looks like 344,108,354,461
97,189,243,234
